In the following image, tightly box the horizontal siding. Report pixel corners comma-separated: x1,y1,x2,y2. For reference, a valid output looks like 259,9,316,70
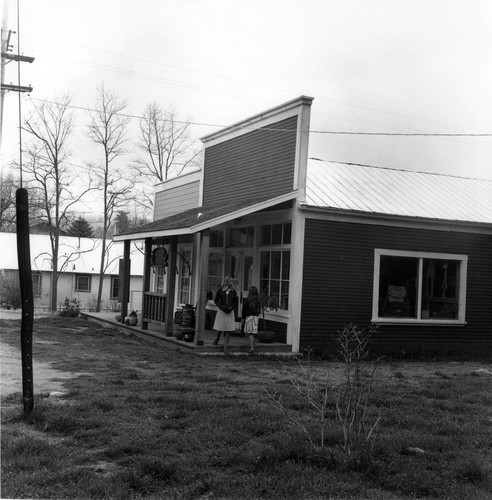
301,219,492,355
203,116,298,206
154,181,199,221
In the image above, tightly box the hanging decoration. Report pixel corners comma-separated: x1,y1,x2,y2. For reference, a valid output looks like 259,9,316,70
152,246,168,267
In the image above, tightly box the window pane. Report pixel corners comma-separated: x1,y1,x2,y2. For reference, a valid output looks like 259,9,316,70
421,259,459,319
379,256,417,318
207,252,223,299
271,251,281,279
210,230,224,248
155,267,165,294
260,279,269,298
260,252,270,279
281,251,290,280
283,223,292,244
280,280,289,310
271,224,282,245
261,225,271,245
111,277,119,299
229,227,254,247
270,280,280,307
244,256,253,291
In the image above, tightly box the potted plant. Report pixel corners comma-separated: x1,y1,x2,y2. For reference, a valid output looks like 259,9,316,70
125,309,138,326
258,290,278,343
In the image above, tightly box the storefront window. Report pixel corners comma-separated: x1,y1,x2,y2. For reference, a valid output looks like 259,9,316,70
260,250,290,310
374,249,467,322
177,248,192,305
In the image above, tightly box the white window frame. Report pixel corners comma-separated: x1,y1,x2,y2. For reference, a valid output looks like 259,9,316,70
75,274,92,293
372,249,468,325
259,221,292,313
177,245,193,306
110,276,119,300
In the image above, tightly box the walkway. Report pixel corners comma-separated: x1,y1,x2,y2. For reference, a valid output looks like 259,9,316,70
81,312,293,356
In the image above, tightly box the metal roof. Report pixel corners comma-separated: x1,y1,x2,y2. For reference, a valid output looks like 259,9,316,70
305,159,492,224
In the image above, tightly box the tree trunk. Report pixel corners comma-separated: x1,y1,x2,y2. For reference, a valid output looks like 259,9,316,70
50,243,59,311
95,237,107,312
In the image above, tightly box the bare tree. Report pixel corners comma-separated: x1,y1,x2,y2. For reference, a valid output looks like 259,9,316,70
86,84,133,312
22,96,94,311
133,103,201,207
0,168,18,231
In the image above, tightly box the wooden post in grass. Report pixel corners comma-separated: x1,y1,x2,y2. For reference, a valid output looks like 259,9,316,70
165,237,177,336
120,240,131,323
194,230,210,346
16,188,34,413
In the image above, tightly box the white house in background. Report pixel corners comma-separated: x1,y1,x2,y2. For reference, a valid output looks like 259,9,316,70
0,232,144,311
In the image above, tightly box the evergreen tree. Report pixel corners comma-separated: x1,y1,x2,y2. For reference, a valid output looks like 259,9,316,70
69,217,95,238
114,211,131,234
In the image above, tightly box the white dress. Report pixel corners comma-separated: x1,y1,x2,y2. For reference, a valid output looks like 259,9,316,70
213,290,236,332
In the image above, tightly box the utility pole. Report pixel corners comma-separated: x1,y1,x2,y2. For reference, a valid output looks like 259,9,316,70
2,2,36,414
1,28,34,153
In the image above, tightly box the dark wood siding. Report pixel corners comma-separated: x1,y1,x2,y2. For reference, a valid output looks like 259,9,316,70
203,116,298,206
301,219,492,355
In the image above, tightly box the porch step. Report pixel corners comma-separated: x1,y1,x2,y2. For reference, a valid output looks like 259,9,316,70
81,313,294,356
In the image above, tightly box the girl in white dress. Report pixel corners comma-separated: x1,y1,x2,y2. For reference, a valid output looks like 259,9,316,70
212,277,238,353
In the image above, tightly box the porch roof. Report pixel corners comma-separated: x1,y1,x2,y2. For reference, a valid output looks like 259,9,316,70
113,191,298,241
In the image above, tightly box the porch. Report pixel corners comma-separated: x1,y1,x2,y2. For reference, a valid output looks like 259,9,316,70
81,311,293,356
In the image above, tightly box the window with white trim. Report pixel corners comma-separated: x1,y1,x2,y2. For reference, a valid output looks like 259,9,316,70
373,249,467,323
75,274,91,292
260,222,292,311
207,230,224,300
177,247,192,305
110,276,119,300
154,267,166,294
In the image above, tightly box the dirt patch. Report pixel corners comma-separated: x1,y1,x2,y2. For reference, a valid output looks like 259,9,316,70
1,318,91,400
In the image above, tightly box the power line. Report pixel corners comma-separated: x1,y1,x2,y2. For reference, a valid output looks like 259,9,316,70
26,97,492,137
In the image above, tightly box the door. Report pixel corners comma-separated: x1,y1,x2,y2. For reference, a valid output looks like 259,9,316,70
228,249,254,317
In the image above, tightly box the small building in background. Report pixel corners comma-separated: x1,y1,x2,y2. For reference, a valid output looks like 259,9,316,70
0,232,144,312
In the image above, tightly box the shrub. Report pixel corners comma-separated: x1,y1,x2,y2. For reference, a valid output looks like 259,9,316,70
336,323,382,455
0,272,22,309
265,323,383,457
58,297,80,317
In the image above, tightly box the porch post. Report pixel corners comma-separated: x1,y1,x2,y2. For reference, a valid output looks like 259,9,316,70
141,238,152,330
194,229,210,346
121,240,131,322
165,236,177,336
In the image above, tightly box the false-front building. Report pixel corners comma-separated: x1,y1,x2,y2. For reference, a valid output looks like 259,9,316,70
114,96,492,355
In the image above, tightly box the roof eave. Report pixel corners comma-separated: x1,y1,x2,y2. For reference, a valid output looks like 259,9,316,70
114,191,298,242
299,204,492,234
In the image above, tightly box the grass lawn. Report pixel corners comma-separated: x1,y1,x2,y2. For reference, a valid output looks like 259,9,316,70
1,316,492,499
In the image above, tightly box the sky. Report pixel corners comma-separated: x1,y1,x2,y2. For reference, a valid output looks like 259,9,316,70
1,0,492,188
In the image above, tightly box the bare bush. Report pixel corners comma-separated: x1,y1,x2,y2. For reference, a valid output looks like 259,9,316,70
265,324,382,456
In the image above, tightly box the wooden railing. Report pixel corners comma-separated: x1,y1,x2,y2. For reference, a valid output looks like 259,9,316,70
143,292,166,324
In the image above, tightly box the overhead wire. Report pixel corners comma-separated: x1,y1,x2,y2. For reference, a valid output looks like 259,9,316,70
25,97,492,137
